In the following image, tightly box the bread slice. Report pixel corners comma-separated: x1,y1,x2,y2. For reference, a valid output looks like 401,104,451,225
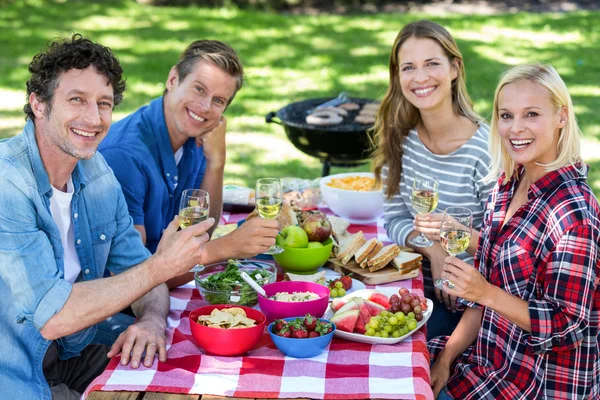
354,238,378,264
367,244,401,272
359,241,383,268
391,252,422,274
284,270,327,285
329,216,351,244
336,231,365,265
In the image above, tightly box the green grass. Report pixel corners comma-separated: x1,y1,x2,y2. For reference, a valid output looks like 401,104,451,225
1,0,599,195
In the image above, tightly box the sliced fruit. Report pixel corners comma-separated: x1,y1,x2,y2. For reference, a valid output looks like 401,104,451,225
330,309,360,333
354,299,370,334
336,298,361,314
330,298,347,312
362,299,386,318
368,293,391,309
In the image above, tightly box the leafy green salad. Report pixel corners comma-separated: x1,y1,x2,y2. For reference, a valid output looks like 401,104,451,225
196,259,273,306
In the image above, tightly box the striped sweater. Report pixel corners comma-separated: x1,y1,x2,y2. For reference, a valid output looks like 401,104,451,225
382,124,494,288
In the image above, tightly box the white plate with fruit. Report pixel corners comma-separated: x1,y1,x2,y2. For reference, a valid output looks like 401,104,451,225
323,288,433,345
323,269,366,300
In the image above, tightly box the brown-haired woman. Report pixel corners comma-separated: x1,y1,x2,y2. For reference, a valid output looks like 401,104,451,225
372,20,494,339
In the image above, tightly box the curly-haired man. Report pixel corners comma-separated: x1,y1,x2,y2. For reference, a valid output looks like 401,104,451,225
0,34,266,400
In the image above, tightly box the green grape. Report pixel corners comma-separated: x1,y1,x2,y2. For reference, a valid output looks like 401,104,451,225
374,332,381,337
389,316,398,325
335,281,343,289
338,288,346,296
365,323,373,330
374,315,382,321
369,317,377,325
383,325,392,333
370,320,379,329
380,331,389,338
407,312,415,319
396,312,405,322
365,328,375,336
392,330,401,338
407,320,418,331
330,288,339,297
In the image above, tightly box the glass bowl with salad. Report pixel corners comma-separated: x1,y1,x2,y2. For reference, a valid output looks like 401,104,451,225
194,259,277,307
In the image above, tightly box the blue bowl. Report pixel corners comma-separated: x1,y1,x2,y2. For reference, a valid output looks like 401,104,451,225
268,317,336,358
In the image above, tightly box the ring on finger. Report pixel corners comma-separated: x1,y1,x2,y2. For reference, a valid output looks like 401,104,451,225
147,342,157,348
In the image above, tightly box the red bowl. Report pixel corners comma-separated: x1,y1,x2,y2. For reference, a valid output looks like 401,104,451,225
189,305,266,356
258,281,330,322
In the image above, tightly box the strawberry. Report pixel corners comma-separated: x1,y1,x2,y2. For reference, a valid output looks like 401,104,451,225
276,325,291,338
340,274,352,290
292,328,308,339
303,314,317,332
273,319,287,333
308,331,320,338
316,321,333,335
327,278,342,288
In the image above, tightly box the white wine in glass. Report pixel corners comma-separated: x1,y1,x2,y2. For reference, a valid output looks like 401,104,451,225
179,189,210,272
435,207,473,290
255,178,284,255
256,197,283,220
409,175,439,247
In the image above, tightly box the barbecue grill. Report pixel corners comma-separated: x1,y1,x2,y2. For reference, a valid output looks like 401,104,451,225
266,97,376,176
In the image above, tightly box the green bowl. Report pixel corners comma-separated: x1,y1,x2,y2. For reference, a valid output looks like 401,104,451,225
272,237,333,274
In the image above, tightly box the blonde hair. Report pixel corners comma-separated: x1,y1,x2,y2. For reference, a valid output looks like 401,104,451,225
371,20,482,199
487,63,582,183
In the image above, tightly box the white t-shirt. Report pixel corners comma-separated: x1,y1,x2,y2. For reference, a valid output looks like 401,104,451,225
174,146,184,166
50,177,82,283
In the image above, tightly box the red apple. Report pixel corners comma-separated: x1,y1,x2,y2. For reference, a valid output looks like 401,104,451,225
298,210,327,225
302,218,332,243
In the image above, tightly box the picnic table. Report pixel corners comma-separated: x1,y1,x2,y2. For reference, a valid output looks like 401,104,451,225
84,208,434,400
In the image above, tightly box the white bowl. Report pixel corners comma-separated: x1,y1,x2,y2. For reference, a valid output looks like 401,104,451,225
320,172,384,224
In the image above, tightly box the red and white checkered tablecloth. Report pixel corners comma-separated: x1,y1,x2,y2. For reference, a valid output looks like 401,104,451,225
83,208,433,400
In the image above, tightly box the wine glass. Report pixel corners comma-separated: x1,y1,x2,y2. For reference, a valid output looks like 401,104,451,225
255,178,284,255
435,207,473,290
179,189,210,272
408,175,439,247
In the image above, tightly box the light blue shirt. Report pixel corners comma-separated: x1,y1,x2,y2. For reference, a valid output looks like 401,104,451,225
0,120,151,399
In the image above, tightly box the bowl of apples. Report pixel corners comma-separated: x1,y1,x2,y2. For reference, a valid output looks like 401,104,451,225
272,211,333,274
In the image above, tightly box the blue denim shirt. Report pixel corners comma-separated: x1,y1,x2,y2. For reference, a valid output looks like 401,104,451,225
0,120,151,399
99,96,207,253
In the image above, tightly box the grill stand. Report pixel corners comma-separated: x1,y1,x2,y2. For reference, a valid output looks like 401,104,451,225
321,158,368,177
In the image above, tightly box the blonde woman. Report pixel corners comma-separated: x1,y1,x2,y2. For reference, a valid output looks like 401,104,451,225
429,63,600,400
372,20,494,338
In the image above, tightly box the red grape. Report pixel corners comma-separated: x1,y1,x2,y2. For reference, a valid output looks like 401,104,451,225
402,294,412,304
410,299,421,308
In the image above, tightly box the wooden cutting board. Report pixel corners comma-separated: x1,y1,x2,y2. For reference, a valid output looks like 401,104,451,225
325,257,420,285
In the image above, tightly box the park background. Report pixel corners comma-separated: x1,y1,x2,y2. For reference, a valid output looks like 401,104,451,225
1,0,598,196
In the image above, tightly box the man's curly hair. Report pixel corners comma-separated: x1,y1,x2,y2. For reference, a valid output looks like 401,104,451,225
23,33,126,120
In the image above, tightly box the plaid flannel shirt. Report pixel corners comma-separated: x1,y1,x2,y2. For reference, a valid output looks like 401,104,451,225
429,164,600,399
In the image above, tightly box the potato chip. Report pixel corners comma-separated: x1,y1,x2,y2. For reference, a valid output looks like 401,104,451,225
326,176,380,192
197,308,256,329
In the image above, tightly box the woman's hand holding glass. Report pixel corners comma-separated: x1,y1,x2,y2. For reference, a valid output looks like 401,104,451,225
435,207,472,291
409,175,440,247
255,178,284,255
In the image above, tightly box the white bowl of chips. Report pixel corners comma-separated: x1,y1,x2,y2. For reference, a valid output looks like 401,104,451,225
189,305,266,356
320,172,384,224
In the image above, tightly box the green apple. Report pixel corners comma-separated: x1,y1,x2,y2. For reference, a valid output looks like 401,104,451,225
307,241,324,248
277,225,309,248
